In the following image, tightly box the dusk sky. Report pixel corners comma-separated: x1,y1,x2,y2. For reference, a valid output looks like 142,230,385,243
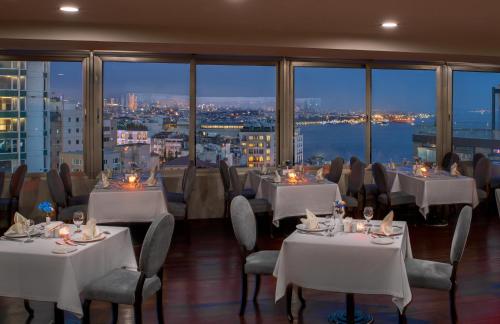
50,62,500,113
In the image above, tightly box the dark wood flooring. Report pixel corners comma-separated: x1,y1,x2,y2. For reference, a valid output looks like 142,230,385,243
1,208,500,324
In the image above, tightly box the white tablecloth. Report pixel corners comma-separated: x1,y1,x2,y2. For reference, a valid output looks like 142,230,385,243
88,185,168,223
273,220,412,312
387,169,479,218
0,226,136,316
246,171,342,224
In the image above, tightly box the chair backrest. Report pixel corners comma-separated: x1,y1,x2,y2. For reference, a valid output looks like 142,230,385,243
10,164,27,199
183,164,196,202
0,172,5,198
348,161,365,196
327,157,344,183
442,152,459,172
229,166,242,195
474,156,491,190
59,163,73,197
349,156,360,168
450,205,472,265
230,195,256,252
372,162,389,195
139,213,175,277
182,160,195,191
472,153,486,172
219,160,231,194
46,169,67,207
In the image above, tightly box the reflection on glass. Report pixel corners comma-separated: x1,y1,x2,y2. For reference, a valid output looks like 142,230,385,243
196,65,276,168
372,69,436,164
294,67,366,166
103,62,190,172
453,71,500,161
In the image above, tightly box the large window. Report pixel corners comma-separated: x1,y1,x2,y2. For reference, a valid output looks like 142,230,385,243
196,64,276,168
294,67,366,165
452,71,500,161
0,60,83,173
103,62,190,172
372,69,437,163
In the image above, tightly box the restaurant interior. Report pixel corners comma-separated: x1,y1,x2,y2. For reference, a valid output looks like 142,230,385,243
1,0,500,323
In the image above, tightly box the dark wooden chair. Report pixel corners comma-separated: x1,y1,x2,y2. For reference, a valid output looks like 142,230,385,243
326,157,344,184
46,169,87,222
0,165,27,225
59,162,89,206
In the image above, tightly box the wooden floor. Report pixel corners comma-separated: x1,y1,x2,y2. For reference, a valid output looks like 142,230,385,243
1,207,500,324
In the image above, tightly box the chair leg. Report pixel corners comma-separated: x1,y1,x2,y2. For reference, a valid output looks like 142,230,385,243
156,288,164,324
253,274,261,302
83,300,91,324
23,300,34,318
398,306,407,324
134,301,142,324
450,287,457,324
111,303,118,324
239,272,248,316
298,287,306,308
286,284,293,322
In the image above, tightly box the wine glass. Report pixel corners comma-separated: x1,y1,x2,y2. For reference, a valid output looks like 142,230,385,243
73,211,85,233
24,219,34,243
363,207,374,227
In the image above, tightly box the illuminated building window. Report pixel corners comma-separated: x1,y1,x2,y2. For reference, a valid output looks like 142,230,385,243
266,149,271,154
266,135,271,141
248,156,254,162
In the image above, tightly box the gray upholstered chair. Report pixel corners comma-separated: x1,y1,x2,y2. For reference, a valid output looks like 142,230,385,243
372,162,415,217
403,205,472,323
342,160,365,214
474,156,491,202
472,153,486,175
82,213,175,324
60,162,89,206
165,161,195,204
228,165,257,200
219,160,232,218
229,166,270,215
442,152,460,172
0,165,26,226
326,157,344,184
230,196,303,317
46,169,87,222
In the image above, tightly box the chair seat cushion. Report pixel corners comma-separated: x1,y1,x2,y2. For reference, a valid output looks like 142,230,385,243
378,192,415,206
477,189,488,201
341,194,358,208
248,199,271,214
363,184,378,196
166,192,184,203
245,250,279,274
229,188,257,200
82,268,161,305
406,258,453,291
168,201,186,218
58,204,88,222
68,194,90,206
491,176,500,189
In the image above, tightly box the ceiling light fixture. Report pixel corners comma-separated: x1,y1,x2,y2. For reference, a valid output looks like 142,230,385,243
59,6,79,13
381,21,398,29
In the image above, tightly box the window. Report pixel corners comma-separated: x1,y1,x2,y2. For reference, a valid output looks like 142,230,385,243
372,69,437,163
103,62,190,172
0,61,83,173
294,67,366,166
452,71,500,161
196,64,276,168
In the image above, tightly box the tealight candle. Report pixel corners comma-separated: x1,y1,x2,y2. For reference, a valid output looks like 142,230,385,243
356,222,365,232
59,226,70,240
128,175,137,183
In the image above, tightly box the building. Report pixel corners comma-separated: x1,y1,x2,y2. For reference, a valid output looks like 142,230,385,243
150,131,187,163
116,129,150,145
239,125,275,168
127,93,138,112
294,128,304,165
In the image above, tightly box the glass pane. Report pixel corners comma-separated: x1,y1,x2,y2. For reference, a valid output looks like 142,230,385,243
196,65,276,168
103,62,190,172
294,67,366,166
0,61,83,173
452,71,500,161
372,69,436,164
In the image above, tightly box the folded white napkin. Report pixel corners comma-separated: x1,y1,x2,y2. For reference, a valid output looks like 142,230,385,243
146,166,157,186
380,211,394,236
273,170,281,183
261,165,268,175
450,163,461,176
414,167,423,176
301,209,319,230
5,212,28,235
316,168,324,181
82,218,100,240
100,171,110,188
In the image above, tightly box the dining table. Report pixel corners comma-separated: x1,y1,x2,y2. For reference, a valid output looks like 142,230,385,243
386,167,479,218
0,225,137,322
274,220,412,322
245,170,342,225
87,180,168,224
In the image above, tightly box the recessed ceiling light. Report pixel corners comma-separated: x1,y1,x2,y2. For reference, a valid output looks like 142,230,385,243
381,21,398,29
59,6,79,13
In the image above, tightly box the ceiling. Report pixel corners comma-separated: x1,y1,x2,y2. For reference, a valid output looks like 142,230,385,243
1,0,500,61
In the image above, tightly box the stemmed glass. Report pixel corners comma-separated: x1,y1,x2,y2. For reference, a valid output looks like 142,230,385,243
363,207,374,227
24,219,34,243
73,211,85,233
